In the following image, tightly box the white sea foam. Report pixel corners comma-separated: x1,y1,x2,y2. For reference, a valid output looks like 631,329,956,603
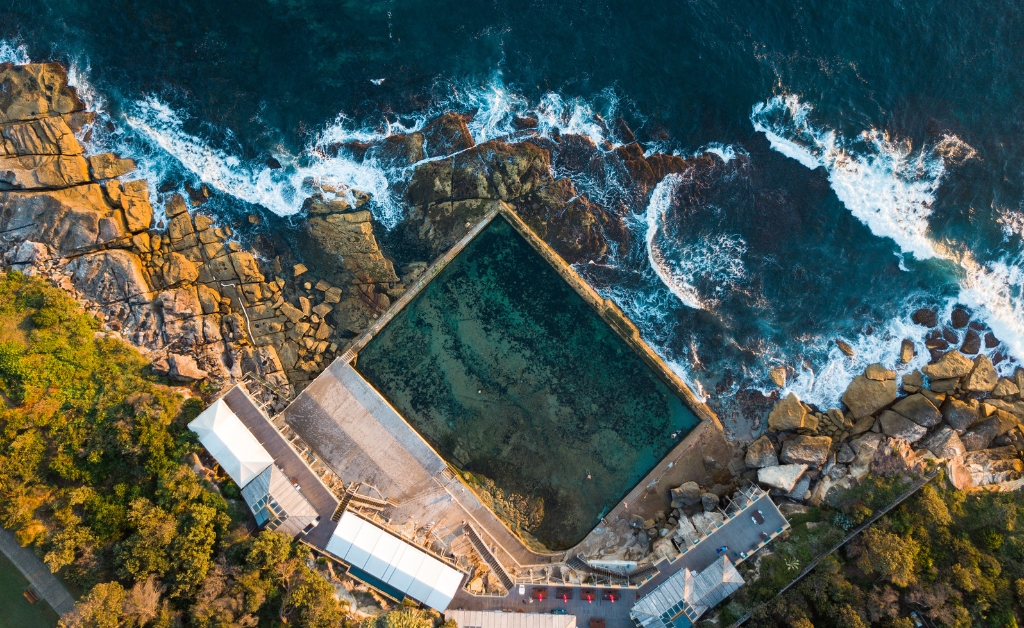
702,143,739,164
780,314,933,410
0,40,31,65
122,97,405,228
752,95,947,261
643,176,747,310
751,93,1024,393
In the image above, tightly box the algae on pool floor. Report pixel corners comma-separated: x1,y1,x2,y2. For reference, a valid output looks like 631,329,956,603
356,217,699,549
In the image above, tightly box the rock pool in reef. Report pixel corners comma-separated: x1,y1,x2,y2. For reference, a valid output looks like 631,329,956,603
355,216,699,549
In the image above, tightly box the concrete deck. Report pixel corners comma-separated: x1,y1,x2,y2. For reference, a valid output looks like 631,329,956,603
446,492,786,626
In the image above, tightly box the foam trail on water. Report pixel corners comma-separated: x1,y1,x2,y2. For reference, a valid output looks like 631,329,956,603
122,97,405,228
752,95,945,261
642,176,747,310
0,40,31,64
957,253,1024,367
702,143,739,164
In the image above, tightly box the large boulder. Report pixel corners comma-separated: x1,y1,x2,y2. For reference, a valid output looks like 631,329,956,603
0,184,116,253
891,393,942,427
941,397,979,433
745,435,778,468
301,207,398,286
922,350,974,380
962,410,1019,451
757,464,808,492
768,393,817,431
780,435,832,467
848,432,885,480
842,374,897,418
920,426,966,459
669,482,701,508
864,363,896,381
992,378,1020,398
963,355,998,392
878,410,927,443
168,353,208,382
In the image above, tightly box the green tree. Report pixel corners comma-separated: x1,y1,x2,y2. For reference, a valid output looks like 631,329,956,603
282,563,348,628
857,527,919,587
117,498,177,580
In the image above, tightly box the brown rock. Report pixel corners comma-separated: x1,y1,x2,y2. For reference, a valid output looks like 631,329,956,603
878,410,927,443
911,308,938,327
757,464,807,492
769,367,786,387
900,339,916,364
836,340,855,357
670,481,701,507
745,435,778,469
961,329,981,354
842,375,897,418
0,116,81,156
229,251,265,284
0,63,84,124
921,350,973,379
992,378,1020,398
768,393,817,431
87,152,136,180
421,113,475,158
0,154,91,189
161,252,200,286
891,393,942,427
168,353,208,382
301,210,398,285
279,302,305,324
197,284,221,314
921,426,966,460
864,363,896,381
780,435,832,467
66,249,152,305
963,354,998,392
941,397,978,433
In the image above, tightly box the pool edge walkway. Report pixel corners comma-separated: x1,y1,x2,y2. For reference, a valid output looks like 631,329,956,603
0,527,76,617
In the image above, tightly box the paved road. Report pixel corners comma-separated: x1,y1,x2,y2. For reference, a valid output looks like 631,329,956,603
0,527,76,616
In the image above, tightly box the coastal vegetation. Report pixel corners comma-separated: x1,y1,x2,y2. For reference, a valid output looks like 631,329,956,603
0,272,348,626
709,473,1024,627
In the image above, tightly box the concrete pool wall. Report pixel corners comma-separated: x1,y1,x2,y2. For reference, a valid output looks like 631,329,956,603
336,203,723,550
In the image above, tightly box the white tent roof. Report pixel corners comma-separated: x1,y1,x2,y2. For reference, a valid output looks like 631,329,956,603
326,511,463,611
188,398,273,488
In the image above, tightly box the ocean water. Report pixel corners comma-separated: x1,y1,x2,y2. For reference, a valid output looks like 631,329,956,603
4,0,1024,439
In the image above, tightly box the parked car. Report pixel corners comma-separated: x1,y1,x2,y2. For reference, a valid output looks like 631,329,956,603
551,609,568,615
752,509,765,524
715,545,728,555
760,531,769,541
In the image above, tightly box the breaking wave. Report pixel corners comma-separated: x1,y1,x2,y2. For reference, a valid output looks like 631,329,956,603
643,176,748,310
751,94,947,262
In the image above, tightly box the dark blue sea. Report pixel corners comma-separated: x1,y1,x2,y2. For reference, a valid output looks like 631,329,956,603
4,0,1023,438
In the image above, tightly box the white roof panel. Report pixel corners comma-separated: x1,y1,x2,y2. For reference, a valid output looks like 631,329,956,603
326,512,463,611
188,399,273,488
363,531,403,580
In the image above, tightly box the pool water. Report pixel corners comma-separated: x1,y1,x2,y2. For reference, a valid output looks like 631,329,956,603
356,216,699,549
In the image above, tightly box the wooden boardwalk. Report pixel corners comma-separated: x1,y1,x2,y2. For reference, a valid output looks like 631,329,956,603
0,527,76,616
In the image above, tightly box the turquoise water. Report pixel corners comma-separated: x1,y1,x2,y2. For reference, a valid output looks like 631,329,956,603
356,217,699,549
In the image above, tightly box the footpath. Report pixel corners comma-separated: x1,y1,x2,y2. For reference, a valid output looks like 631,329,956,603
0,528,76,616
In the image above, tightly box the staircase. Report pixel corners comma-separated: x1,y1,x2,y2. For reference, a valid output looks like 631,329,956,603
464,523,514,591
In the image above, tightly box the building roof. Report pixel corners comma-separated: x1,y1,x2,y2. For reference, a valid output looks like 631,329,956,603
326,511,463,612
284,361,447,499
630,556,744,628
446,610,577,628
240,465,320,537
188,398,273,488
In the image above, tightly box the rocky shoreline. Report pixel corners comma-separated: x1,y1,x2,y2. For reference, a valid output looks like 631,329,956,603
3,60,1019,525
747,304,1024,511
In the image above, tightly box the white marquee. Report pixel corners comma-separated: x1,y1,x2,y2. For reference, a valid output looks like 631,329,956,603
188,398,273,488
326,511,463,611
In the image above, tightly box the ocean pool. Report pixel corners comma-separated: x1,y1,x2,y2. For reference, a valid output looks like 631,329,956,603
356,216,699,549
